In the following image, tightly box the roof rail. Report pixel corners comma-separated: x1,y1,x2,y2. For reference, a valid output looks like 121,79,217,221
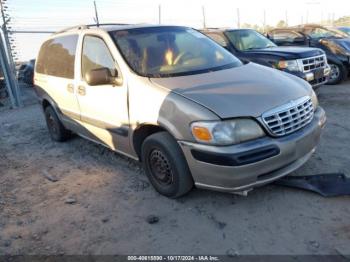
86,23,131,27
53,25,88,35
53,23,131,35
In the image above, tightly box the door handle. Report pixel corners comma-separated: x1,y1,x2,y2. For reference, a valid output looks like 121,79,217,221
78,85,86,96
67,83,74,93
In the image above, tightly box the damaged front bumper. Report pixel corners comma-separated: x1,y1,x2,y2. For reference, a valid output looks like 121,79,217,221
179,107,326,195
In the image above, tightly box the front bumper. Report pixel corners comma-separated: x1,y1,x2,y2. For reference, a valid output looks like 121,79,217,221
286,66,330,88
179,107,326,193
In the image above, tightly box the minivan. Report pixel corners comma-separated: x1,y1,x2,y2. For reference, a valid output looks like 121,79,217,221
34,24,326,198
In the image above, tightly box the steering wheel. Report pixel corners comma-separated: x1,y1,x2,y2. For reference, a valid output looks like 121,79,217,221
173,51,193,65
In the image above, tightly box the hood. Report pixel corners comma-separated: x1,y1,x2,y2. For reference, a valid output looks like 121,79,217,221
150,63,312,119
245,46,324,59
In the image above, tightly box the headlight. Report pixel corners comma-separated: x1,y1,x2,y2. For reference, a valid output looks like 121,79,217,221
277,60,302,72
191,119,265,145
311,91,319,110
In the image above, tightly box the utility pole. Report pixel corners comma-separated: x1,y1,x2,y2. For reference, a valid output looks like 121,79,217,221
263,10,266,33
158,4,161,24
236,8,240,29
202,6,206,28
0,0,21,107
285,10,288,26
93,0,100,26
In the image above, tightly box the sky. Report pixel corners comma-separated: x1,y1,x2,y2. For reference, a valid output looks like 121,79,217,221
4,0,350,61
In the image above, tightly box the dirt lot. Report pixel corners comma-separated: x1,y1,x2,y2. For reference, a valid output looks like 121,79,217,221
0,82,350,256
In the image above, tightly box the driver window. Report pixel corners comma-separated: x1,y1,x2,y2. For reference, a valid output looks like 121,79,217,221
81,36,117,81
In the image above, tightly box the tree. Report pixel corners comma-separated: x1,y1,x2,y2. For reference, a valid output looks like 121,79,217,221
276,20,287,28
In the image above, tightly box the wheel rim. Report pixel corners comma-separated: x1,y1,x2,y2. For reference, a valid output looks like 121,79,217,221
329,64,340,81
148,149,173,185
47,112,58,136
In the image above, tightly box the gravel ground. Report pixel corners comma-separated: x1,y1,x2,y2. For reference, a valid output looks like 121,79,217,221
0,81,349,256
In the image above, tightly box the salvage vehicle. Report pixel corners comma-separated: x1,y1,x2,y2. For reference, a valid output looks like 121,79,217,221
17,59,35,85
267,24,350,84
201,28,330,88
34,24,326,198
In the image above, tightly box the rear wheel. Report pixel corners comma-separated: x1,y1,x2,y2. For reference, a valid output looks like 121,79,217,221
141,132,194,198
44,106,71,142
327,63,346,85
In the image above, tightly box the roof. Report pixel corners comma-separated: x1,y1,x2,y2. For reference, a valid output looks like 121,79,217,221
53,23,189,35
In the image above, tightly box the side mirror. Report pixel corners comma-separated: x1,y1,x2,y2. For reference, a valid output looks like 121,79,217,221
85,67,123,86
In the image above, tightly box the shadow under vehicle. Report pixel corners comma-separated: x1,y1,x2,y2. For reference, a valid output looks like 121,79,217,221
34,24,326,198
267,24,350,85
201,28,330,88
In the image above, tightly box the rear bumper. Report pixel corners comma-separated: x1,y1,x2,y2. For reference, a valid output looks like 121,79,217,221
178,107,326,193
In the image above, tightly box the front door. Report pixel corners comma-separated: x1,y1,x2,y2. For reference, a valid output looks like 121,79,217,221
75,34,130,154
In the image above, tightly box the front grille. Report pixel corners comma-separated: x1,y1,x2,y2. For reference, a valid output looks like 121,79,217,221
300,55,326,72
262,96,314,136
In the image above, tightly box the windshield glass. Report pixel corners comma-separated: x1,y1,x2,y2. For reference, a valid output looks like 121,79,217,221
225,29,276,51
308,27,348,39
110,26,242,77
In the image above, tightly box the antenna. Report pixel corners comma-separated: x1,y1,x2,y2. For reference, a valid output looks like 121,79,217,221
93,0,100,27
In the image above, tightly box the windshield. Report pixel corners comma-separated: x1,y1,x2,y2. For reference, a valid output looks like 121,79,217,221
110,26,242,78
225,29,276,51
308,27,348,39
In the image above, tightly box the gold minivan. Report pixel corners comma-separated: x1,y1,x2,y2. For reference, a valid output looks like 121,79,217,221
34,24,326,198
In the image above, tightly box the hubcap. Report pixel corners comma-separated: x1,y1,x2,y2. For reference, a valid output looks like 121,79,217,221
47,113,58,135
329,64,340,81
149,149,173,185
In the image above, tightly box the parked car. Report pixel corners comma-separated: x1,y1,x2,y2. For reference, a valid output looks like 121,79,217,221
337,26,350,36
18,59,35,85
201,28,330,88
34,24,326,198
267,24,350,84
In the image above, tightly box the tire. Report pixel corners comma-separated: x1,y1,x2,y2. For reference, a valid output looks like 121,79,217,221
327,63,346,85
44,106,71,142
141,132,194,198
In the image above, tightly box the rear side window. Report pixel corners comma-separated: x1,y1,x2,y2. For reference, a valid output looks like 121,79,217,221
36,35,78,79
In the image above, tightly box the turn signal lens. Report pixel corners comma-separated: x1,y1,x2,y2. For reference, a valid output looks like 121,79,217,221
277,60,288,69
192,126,212,142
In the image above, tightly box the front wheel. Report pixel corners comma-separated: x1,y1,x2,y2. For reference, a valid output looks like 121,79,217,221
327,63,346,85
141,132,194,198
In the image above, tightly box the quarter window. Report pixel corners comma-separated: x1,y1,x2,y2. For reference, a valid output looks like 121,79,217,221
36,35,78,79
81,36,116,81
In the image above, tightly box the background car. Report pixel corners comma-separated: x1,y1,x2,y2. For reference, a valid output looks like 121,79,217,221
17,59,35,85
267,24,350,84
201,28,330,88
337,26,350,36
